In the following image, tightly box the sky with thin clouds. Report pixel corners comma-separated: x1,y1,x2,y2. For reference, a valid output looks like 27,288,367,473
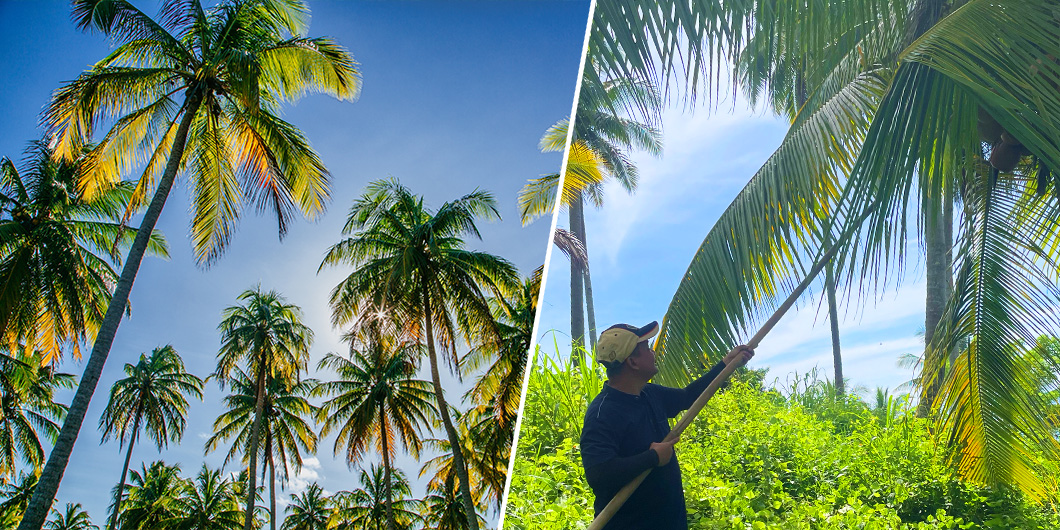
534,86,930,399
0,0,590,524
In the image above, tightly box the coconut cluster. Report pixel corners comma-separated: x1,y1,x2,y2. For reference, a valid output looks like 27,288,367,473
978,108,1028,173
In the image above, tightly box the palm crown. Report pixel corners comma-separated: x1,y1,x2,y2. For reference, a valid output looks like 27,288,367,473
100,345,204,450
49,0,361,264
0,350,74,482
0,141,167,363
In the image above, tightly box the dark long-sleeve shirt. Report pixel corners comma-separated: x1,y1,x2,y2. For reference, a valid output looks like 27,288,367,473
580,360,727,530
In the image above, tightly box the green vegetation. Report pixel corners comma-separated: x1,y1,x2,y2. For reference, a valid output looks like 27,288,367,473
505,348,1060,529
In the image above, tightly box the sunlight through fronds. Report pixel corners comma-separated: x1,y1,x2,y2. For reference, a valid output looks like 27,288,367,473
49,0,361,266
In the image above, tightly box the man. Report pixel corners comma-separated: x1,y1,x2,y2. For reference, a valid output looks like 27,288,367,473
580,321,754,529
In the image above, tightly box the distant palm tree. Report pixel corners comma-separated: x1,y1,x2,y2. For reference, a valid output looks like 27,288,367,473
419,407,497,513
214,288,313,530
320,178,517,530
0,349,74,482
44,503,97,530
22,0,359,525
420,473,487,530
463,276,538,429
114,461,184,530
524,76,661,351
280,483,330,530
0,473,38,526
168,466,243,530
330,466,421,530
315,322,435,530
99,345,203,530
229,469,267,530
206,367,317,530
0,141,168,364
568,68,663,346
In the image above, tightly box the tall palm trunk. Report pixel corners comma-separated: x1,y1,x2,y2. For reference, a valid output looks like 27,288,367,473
573,199,598,351
797,78,843,395
919,192,954,417
569,194,587,356
107,408,141,530
18,88,206,530
379,407,395,530
421,279,479,530
825,263,844,395
244,366,268,530
265,436,276,530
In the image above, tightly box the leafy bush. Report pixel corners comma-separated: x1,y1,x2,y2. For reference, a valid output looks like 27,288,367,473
504,351,1060,529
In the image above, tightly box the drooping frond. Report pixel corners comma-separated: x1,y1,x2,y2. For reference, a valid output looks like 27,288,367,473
926,173,1060,497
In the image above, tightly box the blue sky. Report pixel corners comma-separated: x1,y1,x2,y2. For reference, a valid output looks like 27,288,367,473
0,0,589,525
533,89,929,399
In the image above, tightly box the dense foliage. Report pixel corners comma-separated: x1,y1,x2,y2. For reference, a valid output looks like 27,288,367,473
505,351,1060,529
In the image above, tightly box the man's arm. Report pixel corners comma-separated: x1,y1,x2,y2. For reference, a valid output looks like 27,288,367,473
584,439,678,492
656,345,755,416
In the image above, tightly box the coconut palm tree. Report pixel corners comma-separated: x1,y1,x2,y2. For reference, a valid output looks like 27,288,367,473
419,406,500,513
420,473,487,530
114,461,184,530
0,350,74,482
589,0,1060,497
21,0,359,525
99,345,203,530
524,84,661,352
330,466,421,530
214,288,313,530
320,178,518,530
314,322,435,530
168,466,243,530
0,473,38,526
44,503,97,530
462,276,538,431
0,141,168,364
280,483,329,530
206,367,317,530
565,70,663,350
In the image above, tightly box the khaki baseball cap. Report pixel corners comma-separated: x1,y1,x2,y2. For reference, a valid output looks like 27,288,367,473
595,321,659,364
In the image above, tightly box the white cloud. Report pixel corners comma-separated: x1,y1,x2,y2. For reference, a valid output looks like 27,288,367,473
587,90,788,266
286,456,323,497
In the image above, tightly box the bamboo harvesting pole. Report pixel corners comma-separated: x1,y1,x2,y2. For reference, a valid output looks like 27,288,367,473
586,241,844,530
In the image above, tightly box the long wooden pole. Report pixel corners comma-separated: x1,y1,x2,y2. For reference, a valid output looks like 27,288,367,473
587,242,843,530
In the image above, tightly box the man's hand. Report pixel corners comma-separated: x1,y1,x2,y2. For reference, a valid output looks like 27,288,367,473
723,345,755,365
650,438,679,467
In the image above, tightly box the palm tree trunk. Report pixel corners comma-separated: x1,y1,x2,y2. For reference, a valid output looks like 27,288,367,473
919,192,954,417
106,411,141,530
244,366,268,530
569,194,587,356
268,448,276,530
574,202,598,351
379,407,395,530
18,88,206,530
825,263,844,396
421,279,479,530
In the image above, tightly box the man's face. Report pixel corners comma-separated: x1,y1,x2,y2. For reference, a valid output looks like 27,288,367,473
628,340,658,379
